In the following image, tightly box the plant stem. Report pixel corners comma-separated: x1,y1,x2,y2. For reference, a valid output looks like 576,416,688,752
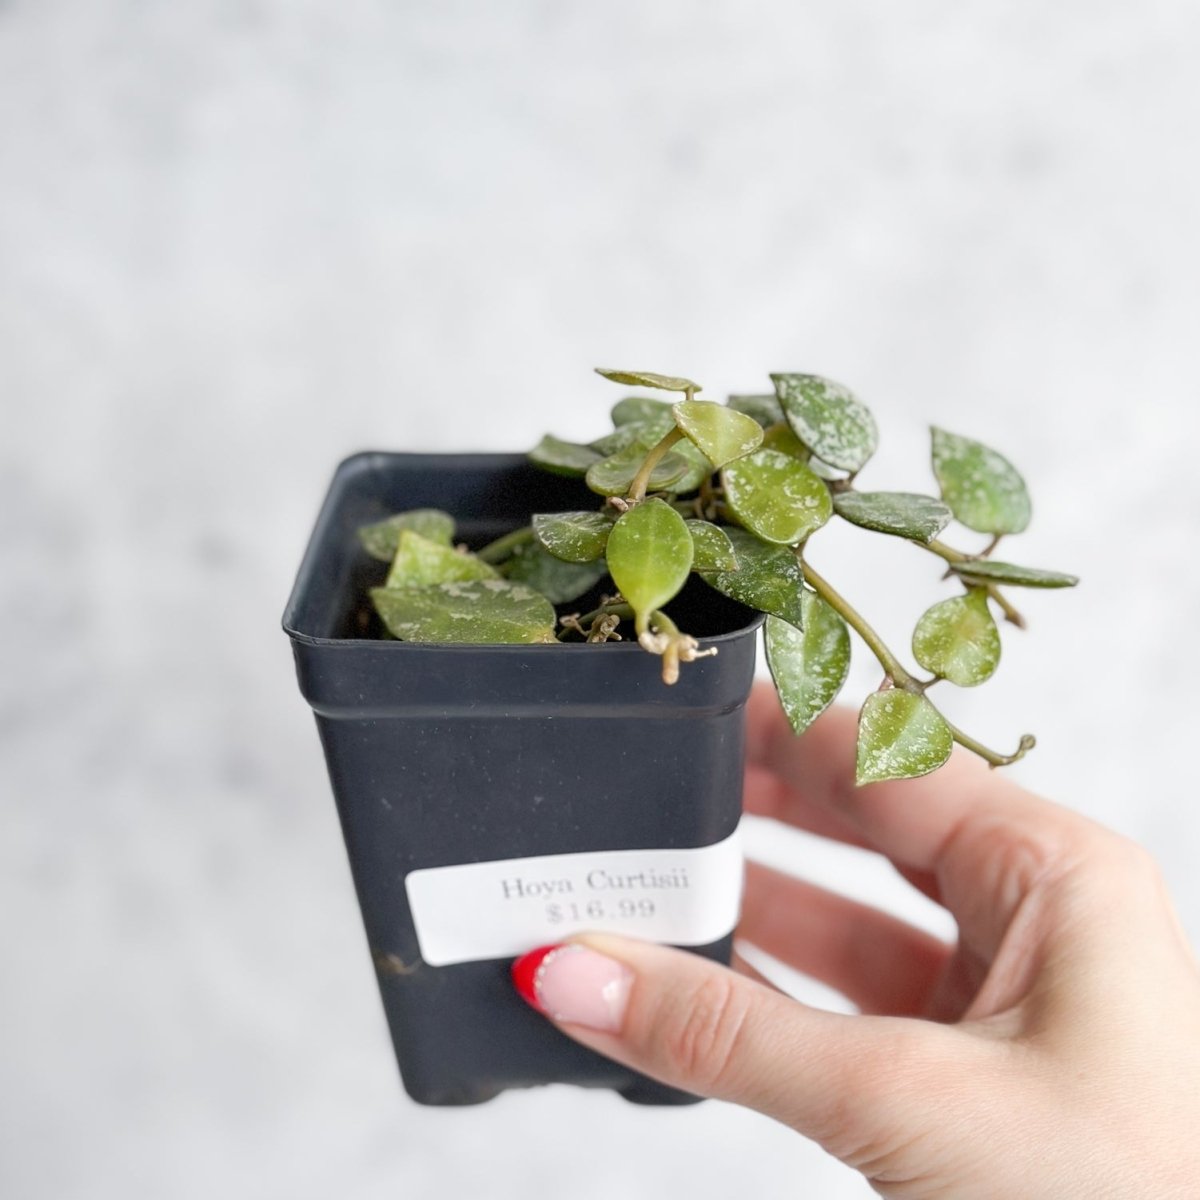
943,724,1036,768
800,558,920,690
627,427,685,503
921,538,1026,628
803,556,1038,770
476,526,535,564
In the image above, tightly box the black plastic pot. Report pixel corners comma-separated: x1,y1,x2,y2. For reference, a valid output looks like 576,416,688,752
283,452,763,1106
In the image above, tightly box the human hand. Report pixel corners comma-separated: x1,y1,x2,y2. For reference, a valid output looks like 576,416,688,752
511,684,1200,1197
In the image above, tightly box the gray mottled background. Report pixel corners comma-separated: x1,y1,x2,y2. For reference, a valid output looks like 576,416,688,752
3,3,1198,1198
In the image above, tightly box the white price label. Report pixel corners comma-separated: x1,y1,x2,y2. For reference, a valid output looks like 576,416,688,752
405,826,744,967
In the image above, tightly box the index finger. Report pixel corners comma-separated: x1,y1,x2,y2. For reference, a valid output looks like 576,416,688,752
744,684,1103,949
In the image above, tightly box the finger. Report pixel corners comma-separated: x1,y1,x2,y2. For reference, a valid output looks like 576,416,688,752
512,934,996,1160
745,684,1108,956
739,861,951,1016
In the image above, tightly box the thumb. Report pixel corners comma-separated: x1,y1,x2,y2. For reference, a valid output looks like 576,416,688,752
511,934,991,1161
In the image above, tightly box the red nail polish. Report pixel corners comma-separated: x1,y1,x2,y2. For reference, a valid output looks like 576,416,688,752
511,944,563,1011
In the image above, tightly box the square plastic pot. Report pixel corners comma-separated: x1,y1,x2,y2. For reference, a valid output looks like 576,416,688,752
283,452,763,1106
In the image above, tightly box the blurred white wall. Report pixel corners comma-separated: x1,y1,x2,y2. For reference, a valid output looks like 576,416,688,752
2,3,1199,1198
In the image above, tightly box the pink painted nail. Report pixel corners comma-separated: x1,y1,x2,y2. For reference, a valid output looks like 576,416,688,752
511,943,633,1032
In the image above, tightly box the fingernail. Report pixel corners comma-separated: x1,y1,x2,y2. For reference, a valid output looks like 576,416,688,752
511,943,633,1032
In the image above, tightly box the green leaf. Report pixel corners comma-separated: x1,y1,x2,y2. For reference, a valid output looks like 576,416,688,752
856,691,953,785
606,498,693,623
765,599,851,736
529,435,602,478
930,427,1031,535
949,560,1079,589
585,444,689,496
685,520,738,572
595,368,701,393
722,448,833,545
672,399,763,469
532,511,612,563
371,579,557,644
612,396,675,427
761,424,811,462
385,530,499,589
772,373,879,473
592,412,677,455
357,509,455,562
503,541,608,604
912,588,1000,686
701,528,806,628
663,438,715,494
833,491,953,543
727,394,784,428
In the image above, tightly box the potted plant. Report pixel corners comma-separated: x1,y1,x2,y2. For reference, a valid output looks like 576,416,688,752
282,368,1076,1107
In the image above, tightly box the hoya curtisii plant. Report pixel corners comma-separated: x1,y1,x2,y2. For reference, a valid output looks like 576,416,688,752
360,368,1078,785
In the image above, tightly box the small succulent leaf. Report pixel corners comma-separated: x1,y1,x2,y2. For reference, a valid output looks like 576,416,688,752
722,448,833,545
585,445,688,496
358,509,455,562
529,434,602,477
531,511,612,563
685,520,739,572
592,412,677,454
606,498,694,621
809,457,845,481
611,396,676,428
371,579,557,644
930,427,1032,535
856,691,953,785
659,438,715,494
761,424,812,462
701,528,806,628
595,368,701,393
385,530,499,589
949,560,1079,589
772,373,879,472
727,393,784,428
503,541,608,604
833,491,954,543
672,399,764,469
765,599,851,736
911,588,1000,686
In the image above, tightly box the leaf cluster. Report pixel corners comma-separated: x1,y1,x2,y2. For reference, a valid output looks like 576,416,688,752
359,369,1078,783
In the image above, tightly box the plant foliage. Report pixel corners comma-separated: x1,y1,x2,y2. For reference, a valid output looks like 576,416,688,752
360,369,1077,782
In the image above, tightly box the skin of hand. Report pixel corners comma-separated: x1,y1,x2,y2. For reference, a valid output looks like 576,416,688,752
513,685,1200,1198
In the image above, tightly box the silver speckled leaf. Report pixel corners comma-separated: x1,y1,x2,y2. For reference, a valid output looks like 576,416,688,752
358,509,455,562
950,560,1078,589
685,520,739,573
529,435,603,478
930,427,1031,535
596,368,700,393
727,394,784,428
585,444,689,497
856,690,953,785
611,396,676,428
504,540,607,605
912,588,1001,686
722,448,833,545
772,374,879,473
833,491,953,543
385,530,499,589
371,578,558,643
765,598,851,736
701,528,805,629
532,511,612,563
673,399,763,469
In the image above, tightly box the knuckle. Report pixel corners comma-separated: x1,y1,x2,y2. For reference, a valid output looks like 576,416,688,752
654,973,751,1093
